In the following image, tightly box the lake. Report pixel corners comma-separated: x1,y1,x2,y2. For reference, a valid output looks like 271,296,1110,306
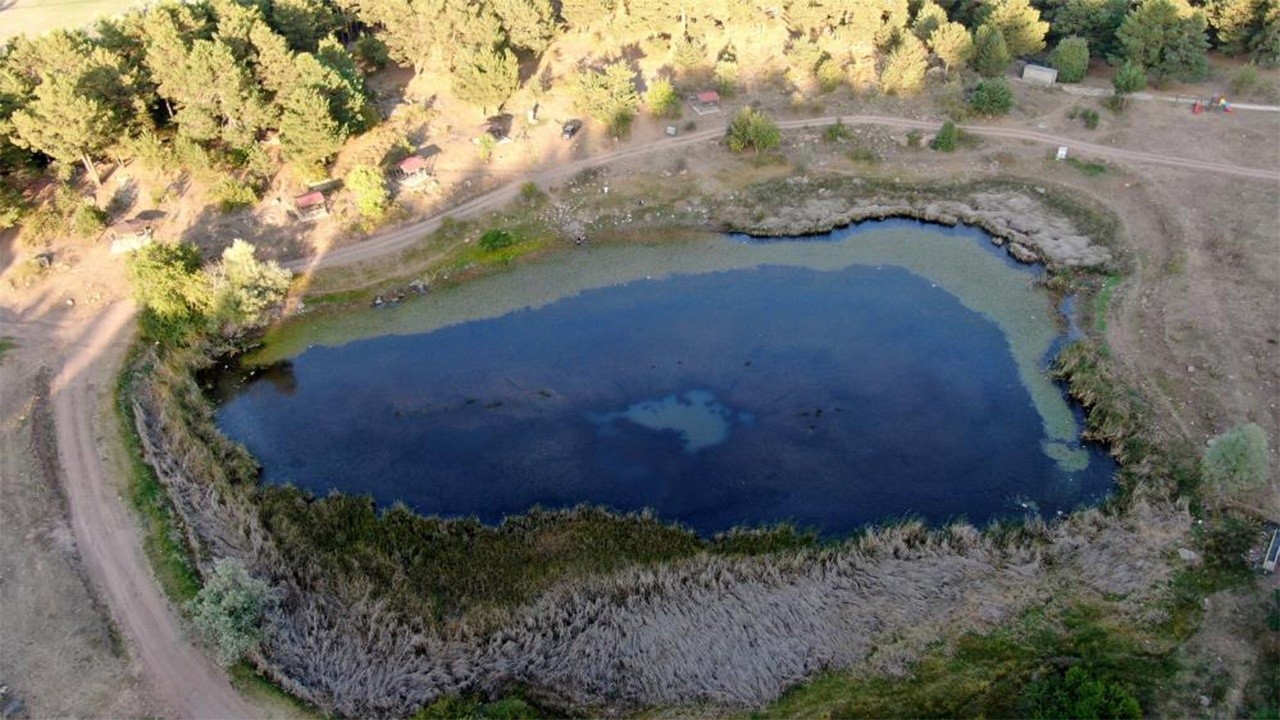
211,221,1115,536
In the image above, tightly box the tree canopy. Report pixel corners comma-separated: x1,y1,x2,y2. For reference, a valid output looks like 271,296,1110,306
1116,0,1210,83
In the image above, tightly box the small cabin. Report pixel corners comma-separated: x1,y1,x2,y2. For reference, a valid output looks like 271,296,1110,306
107,217,154,254
396,154,436,188
293,191,329,222
1022,64,1058,85
688,90,722,115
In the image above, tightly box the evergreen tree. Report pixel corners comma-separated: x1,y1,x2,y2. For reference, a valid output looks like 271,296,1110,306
560,0,616,29
984,0,1048,56
10,76,118,184
451,45,519,114
248,21,298,96
931,21,974,72
268,0,338,51
346,164,389,218
1252,0,1280,66
973,22,1012,76
1206,0,1262,54
1052,0,1127,58
880,34,929,93
168,39,272,150
570,61,640,134
1116,0,1210,83
1111,59,1146,108
279,87,345,171
912,0,950,41
1048,36,1090,81
491,0,557,53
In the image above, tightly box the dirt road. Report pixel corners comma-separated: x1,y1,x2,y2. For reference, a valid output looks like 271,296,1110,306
48,300,255,719
292,114,1280,272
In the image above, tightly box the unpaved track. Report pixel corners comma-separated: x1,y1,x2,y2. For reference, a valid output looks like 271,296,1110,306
291,114,1280,272
49,300,255,719
36,112,1278,720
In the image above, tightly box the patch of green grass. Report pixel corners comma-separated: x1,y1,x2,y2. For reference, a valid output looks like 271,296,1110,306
115,353,201,604
1092,274,1122,335
227,662,324,719
761,604,1179,719
846,145,879,163
1066,157,1109,177
0,336,16,364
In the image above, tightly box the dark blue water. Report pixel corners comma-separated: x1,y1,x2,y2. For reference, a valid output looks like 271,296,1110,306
213,263,1114,536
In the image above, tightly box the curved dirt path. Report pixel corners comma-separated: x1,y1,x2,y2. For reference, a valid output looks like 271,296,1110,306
33,111,1278,720
49,300,256,720
290,114,1279,273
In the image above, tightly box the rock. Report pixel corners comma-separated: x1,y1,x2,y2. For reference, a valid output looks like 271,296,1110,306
1178,548,1203,565
1199,695,1212,707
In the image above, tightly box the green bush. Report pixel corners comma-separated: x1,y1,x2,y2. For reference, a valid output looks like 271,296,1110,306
932,120,959,151
70,201,107,237
346,164,390,219
1200,516,1256,569
1019,666,1141,719
187,558,276,666
725,107,781,155
1202,423,1270,499
645,78,681,119
127,242,211,344
210,177,259,214
478,228,518,252
1082,108,1100,129
1229,64,1259,96
971,78,1014,115
1049,37,1091,83
823,119,853,143
906,129,923,148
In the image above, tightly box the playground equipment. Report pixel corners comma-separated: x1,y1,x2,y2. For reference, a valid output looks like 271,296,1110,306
1191,94,1233,114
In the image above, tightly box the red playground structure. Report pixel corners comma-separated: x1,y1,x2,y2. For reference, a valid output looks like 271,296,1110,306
1192,95,1233,114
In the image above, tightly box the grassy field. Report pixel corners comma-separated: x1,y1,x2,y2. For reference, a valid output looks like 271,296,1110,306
0,0,141,40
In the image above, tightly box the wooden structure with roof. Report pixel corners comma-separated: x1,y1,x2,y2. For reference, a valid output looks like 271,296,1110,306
688,90,722,115
107,217,155,254
293,191,329,222
396,153,438,189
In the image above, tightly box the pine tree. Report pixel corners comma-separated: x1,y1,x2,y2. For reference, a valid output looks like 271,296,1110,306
451,45,519,114
269,0,338,51
570,61,639,134
279,87,345,172
1052,0,1128,59
346,164,389,218
972,23,1011,76
930,21,974,72
984,0,1048,56
491,0,556,53
1116,0,1210,83
912,0,950,40
1252,0,1280,66
10,76,118,184
560,0,617,29
1111,59,1146,108
1048,36,1090,82
880,34,929,94
1206,0,1262,54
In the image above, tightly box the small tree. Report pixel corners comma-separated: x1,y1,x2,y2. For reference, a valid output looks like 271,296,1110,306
1049,37,1091,82
645,78,681,118
984,0,1050,56
571,62,640,137
973,23,1012,77
187,558,276,666
346,164,389,219
451,45,520,115
209,239,292,328
127,242,211,344
931,22,975,75
1111,60,1146,109
880,35,930,94
1202,423,1270,500
971,78,1014,115
931,120,959,151
725,107,781,155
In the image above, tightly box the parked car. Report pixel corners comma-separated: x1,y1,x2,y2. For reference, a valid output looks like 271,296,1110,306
561,119,583,140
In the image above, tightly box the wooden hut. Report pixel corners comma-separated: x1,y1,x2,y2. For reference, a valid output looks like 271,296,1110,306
107,217,154,254
396,154,436,189
293,191,328,222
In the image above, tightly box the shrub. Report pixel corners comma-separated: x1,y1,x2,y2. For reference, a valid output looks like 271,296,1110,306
1202,423,1270,499
725,107,781,155
823,119,853,143
571,62,640,137
932,120,959,151
1019,666,1141,719
478,228,518,252
1229,64,1259,96
1049,37,1091,83
1082,108,1100,129
1200,516,1255,568
645,78,681,118
519,182,546,205
355,34,390,70
127,241,211,344
187,558,276,666
971,78,1014,115
70,201,107,237
906,129,923,148
208,239,292,328
816,57,846,92
346,164,390,219
210,177,259,214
